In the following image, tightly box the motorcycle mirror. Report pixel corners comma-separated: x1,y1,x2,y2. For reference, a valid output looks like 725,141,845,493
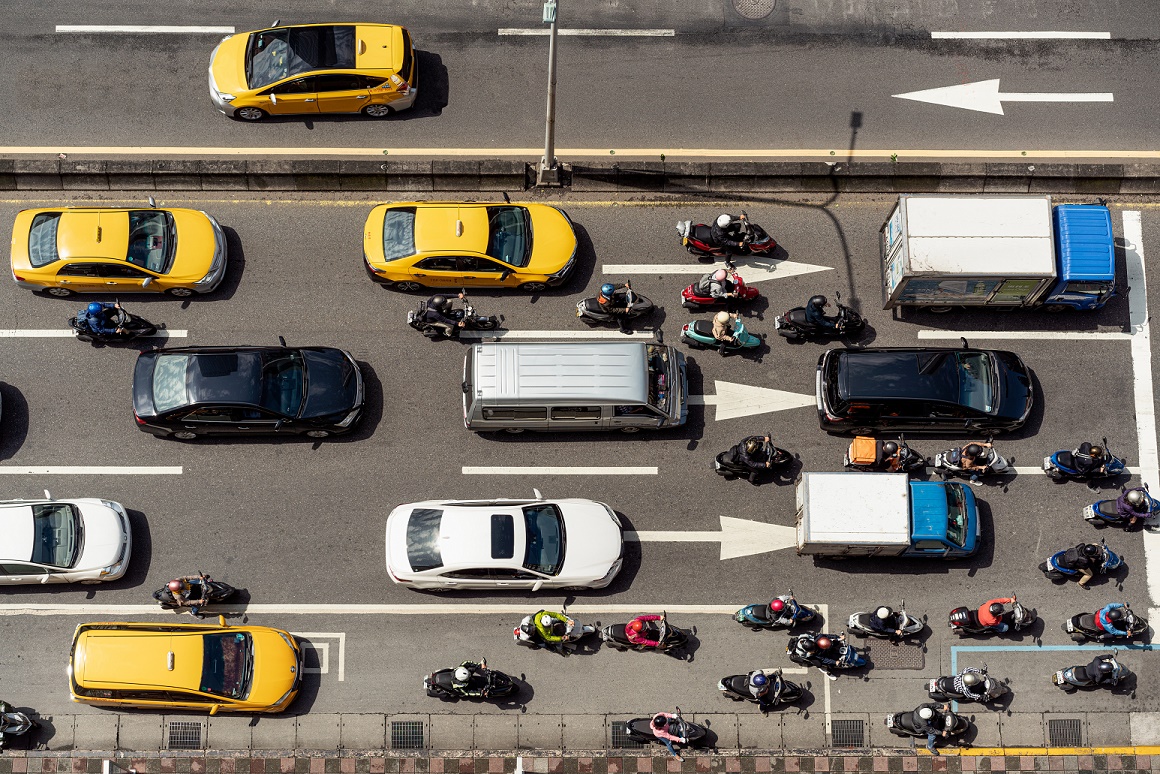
654,329,664,344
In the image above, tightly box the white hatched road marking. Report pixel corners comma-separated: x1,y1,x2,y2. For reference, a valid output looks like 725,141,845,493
0,466,182,475
0,329,186,338
918,330,1129,341
459,329,653,340
931,31,1111,39
55,25,235,33
463,466,658,475
291,631,345,682
498,28,674,36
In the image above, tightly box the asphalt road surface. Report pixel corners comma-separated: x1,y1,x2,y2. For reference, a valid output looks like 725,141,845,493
0,191,1156,723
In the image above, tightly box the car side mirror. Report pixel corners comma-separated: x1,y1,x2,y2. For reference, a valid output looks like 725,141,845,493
147,196,157,208
219,615,228,627
209,704,221,716
40,572,50,584
270,93,278,105
141,277,153,288
499,270,512,281
531,581,544,592
274,420,285,431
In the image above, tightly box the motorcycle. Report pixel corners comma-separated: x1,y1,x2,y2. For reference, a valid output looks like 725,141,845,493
949,597,1036,637
424,661,517,701
718,669,805,708
623,708,708,749
1084,486,1160,529
774,292,866,341
934,440,1011,481
843,435,927,473
513,608,598,654
928,665,1008,703
680,315,763,355
1043,437,1127,486
787,633,867,671
676,211,776,259
576,282,656,327
1064,606,1148,643
714,436,793,481
847,601,924,641
884,706,971,745
69,303,159,343
601,613,689,653
407,292,501,338
679,261,761,309
734,591,818,631
1039,540,1122,583
0,701,35,751
151,573,236,617
1052,654,1129,691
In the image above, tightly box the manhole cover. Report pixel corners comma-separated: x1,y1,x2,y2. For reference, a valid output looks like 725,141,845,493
166,721,203,750
733,0,776,20
831,719,865,748
1048,719,1083,747
864,643,925,670
391,721,425,750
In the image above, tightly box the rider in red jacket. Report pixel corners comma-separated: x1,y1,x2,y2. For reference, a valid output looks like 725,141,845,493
626,614,663,647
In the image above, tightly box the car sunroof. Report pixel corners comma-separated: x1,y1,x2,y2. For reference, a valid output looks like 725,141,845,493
491,514,514,559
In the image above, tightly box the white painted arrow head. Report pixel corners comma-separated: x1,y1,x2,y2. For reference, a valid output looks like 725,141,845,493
893,78,1005,115
718,515,798,560
711,380,816,421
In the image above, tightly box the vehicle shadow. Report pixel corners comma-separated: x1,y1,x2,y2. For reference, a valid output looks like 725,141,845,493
204,226,246,302
0,383,29,460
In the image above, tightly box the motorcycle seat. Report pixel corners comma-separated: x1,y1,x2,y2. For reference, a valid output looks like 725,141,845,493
786,309,810,326
747,604,770,621
1056,451,1076,468
725,675,750,694
692,320,715,337
608,624,628,641
1078,614,1098,630
693,224,715,243
1071,665,1092,682
1096,500,1120,517
949,607,979,628
580,298,604,314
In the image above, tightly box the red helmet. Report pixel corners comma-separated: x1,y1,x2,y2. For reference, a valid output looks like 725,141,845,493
816,636,832,650
167,580,183,593
770,599,785,613
629,620,643,633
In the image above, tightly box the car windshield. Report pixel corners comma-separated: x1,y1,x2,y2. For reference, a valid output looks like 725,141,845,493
956,352,996,413
522,504,564,575
27,212,62,267
406,508,443,571
485,207,532,267
945,486,967,547
382,208,416,261
29,503,82,567
126,210,176,274
646,344,670,413
201,632,252,699
259,350,305,416
246,26,355,89
152,354,192,413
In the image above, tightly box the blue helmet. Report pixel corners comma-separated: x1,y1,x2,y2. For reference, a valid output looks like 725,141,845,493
87,302,103,315
600,283,615,297
751,673,768,687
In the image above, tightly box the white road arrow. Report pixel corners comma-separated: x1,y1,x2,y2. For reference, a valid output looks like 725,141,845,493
626,516,797,560
691,380,815,421
893,78,1114,115
604,256,832,283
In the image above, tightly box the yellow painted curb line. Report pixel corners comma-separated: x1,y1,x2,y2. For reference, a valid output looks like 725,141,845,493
918,745,1160,756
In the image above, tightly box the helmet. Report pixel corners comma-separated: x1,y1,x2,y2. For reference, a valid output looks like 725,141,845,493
989,603,1004,617
1096,660,1114,675
962,672,983,688
882,441,899,456
715,310,731,324
816,636,832,651
745,438,761,454
965,443,983,457
712,269,729,282
798,638,817,653
652,716,666,729
629,619,644,633
431,295,450,312
1107,608,1125,622
1081,544,1101,559
716,214,733,229
875,606,893,621
1126,489,1147,507
808,295,827,309
1090,445,1105,457
751,673,768,687
453,667,470,683
87,302,103,315
540,614,554,628
770,599,785,613
167,580,183,593
600,283,616,297
917,707,934,720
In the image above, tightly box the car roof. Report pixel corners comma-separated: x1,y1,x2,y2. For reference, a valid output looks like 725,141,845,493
152,349,268,409
413,204,492,256
56,210,129,262
431,505,530,570
0,504,35,562
472,342,649,405
836,348,964,402
76,628,204,690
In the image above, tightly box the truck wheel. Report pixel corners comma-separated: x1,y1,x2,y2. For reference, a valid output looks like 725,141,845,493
927,306,953,314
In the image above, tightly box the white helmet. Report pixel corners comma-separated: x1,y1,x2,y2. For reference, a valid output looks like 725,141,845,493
715,311,731,324
540,614,554,628
453,667,470,682
716,214,733,228
876,606,893,620
917,707,934,720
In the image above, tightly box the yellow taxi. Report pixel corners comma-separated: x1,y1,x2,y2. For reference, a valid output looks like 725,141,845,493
68,619,301,714
363,202,578,292
208,23,417,121
10,205,227,298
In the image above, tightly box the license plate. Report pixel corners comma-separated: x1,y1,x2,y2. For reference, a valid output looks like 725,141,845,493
1052,671,1065,685
717,680,727,690
406,311,416,323
885,715,895,728
928,679,938,691
1065,620,1075,632
774,317,783,329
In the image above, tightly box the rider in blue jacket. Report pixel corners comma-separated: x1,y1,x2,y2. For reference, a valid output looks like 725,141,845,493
805,295,838,332
78,302,121,335
1096,603,1128,636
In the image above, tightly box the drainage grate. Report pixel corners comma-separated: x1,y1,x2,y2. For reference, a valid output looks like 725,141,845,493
167,721,203,750
610,723,647,749
863,643,925,670
390,720,425,750
831,719,865,749
1048,718,1083,747
732,0,776,20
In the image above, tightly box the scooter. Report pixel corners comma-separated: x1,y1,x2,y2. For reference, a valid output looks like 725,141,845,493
680,261,761,309
718,669,805,708
934,440,1012,481
0,701,35,751
734,591,818,631
424,661,517,700
601,613,689,653
928,666,1008,703
513,607,598,654
407,292,501,338
847,601,924,641
680,316,763,355
1043,437,1127,486
151,573,236,617
884,707,971,745
576,282,656,327
843,435,927,473
1084,486,1160,529
787,633,867,671
676,211,776,259
1064,606,1148,643
1052,654,1129,691
774,292,866,341
949,597,1035,637
623,708,708,749
69,303,159,343
1039,541,1122,583
714,436,793,481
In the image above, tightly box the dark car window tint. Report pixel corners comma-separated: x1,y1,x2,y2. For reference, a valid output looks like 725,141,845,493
152,354,192,413
459,256,505,273
28,213,62,267
315,74,365,92
522,504,564,576
381,208,416,262
415,256,459,272
491,514,515,559
126,210,176,273
488,569,537,580
441,569,487,579
201,632,252,699
264,77,316,95
957,352,995,413
30,503,80,567
485,206,532,268
247,26,355,89
406,508,443,571
182,407,237,422
1,563,44,575
57,263,101,277
97,263,150,279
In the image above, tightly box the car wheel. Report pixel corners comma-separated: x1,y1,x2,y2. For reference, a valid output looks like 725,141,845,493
79,579,102,585
166,287,196,298
171,431,198,440
519,282,548,293
362,103,395,118
394,281,424,292
44,286,75,298
620,426,641,434
503,427,526,434
304,429,331,439
235,106,267,122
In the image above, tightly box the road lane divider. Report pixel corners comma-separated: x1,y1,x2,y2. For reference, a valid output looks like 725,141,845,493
626,516,797,560
931,31,1111,39
459,330,653,340
498,28,674,36
0,329,186,338
918,330,1130,340
690,381,815,421
0,466,182,475
604,257,832,283
463,466,658,475
55,25,235,33
0,603,751,615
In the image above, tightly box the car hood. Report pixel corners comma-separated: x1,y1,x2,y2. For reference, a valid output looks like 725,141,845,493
558,500,622,580
301,349,362,418
73,500,128,570
524,205,577,275
994,351,1033,420
246,628,299,709
209,32,250,94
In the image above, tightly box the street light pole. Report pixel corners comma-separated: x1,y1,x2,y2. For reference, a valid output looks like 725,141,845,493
536,0,560,186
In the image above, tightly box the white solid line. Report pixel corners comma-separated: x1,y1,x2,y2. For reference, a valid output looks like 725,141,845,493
0,466,182,475
459,329,654,340
463,466,658,475
0,603,748,616
918,330,1130,340
0,329,187,338
931,31,1111,39
498,28,674,36
1011,466,1137,475
55,24,235,33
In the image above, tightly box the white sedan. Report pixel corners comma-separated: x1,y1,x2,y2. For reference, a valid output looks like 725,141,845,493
385,493,623,591
0,495,132,584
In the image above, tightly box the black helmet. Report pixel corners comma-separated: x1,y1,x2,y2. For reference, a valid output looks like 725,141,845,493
1081,544,1101,559
652,716,666,729
882,441,899,456
798,638,817,653
808,295,827,309
1108,608,1125,622
989,603,1004,617
431,295,451,312
966,443,983,457
1096,660,1114,675
745,438,762,454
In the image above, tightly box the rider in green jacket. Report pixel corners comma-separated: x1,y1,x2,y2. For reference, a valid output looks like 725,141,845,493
533,610,571,652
